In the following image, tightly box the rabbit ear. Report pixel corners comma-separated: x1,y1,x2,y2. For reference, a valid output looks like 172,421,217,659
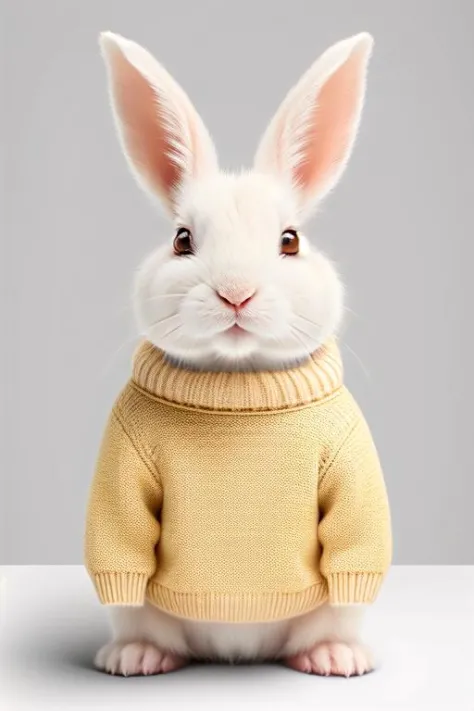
99,32,218,215
254,32,373,219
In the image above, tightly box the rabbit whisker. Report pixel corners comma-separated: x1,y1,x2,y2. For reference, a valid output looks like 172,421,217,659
139,293,188,302
291,323,318,343
160,323,183,339
152,312,181,327
290,326,312,352
294,313,323,329
98,333,140,379
339,339,371,379
344,306,360,319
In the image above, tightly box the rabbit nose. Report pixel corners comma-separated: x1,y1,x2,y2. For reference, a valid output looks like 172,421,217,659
216,288,256,310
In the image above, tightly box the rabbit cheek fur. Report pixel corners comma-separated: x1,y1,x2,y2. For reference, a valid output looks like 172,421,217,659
95,30,376,674
133,173,344,372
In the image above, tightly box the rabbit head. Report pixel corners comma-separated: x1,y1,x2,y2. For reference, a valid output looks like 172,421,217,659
99,31,373,371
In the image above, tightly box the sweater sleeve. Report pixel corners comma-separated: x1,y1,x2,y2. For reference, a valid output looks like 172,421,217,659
84,405,162,605
317,409,392,605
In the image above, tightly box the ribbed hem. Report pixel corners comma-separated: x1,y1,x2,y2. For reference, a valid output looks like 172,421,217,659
146,582,327,622
93,572,148,605
327,573,384,604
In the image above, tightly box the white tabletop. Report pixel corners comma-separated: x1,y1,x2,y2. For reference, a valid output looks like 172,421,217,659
0,565,473,710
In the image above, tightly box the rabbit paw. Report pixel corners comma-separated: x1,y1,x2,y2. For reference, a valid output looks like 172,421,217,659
284,642,374,677
95,641,188,676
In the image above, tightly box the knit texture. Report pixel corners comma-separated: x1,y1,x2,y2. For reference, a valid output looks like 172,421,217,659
84,339,392,622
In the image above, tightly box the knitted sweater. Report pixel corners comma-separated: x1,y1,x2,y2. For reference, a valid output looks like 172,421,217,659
84,339,392,623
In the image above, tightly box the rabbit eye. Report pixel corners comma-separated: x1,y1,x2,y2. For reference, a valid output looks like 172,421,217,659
280,229,299,256
173,227,194,256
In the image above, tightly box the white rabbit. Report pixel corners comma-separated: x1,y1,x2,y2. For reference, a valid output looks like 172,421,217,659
93,29,380,677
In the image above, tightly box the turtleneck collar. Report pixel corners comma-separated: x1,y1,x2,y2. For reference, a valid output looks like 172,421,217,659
131,339,343,413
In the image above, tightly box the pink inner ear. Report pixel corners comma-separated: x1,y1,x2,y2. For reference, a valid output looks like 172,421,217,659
295,43,367,198
109,46,183,207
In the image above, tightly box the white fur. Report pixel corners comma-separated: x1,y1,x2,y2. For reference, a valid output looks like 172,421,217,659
133,171,344,371
96,603,370,674
96,30,375,672
100,31,218,214
254,33,373,218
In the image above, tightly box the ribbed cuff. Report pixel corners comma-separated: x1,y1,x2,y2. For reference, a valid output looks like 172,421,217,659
327,573,384,604
93,572,148,605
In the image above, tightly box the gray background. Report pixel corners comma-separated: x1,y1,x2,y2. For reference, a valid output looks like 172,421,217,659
2,0,473,565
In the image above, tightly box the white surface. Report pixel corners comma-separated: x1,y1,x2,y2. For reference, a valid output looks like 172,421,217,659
0,566,473,711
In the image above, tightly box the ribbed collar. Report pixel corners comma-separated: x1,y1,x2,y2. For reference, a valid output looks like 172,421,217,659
131,339,343,413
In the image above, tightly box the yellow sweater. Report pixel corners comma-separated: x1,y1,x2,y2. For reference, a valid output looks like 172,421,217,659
84,339,392,623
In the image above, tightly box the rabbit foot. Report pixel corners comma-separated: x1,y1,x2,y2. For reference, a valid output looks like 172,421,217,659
95,641,188,676
284,642,374,677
